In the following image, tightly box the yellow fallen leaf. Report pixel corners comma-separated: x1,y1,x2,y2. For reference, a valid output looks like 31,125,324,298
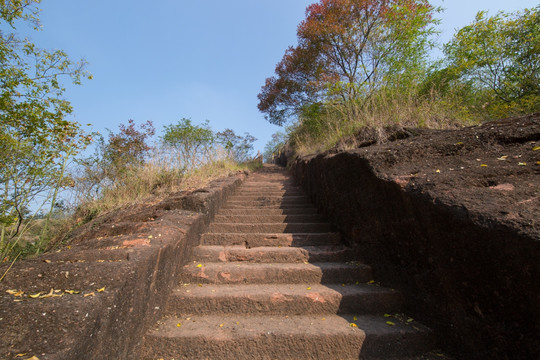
306,287,311,290
518,162,527,166
533,146,540,151
28,293,41,298
84,292,95,297
384,314,392,318
480,164,488,167
96,287,106,293
455,142,464,145
353,316,357,321
176,323,181,327
65,290,80,294
40,288,63,298
197,264,203,268
497,156,508,161
341,283,345,287
43,259,51,264
386,321,396,326
198,284,203,287
96,260,105,263
236,321,239,325
148,235,153,239
435,169,441,173
321,317,326,321
6,289,24,297
368,280,375,284
537,161,540,165
27,357,40,360
219,323,224,327
14,353,27,357
407,318,414,323
350,323,357,327
355,281,359,285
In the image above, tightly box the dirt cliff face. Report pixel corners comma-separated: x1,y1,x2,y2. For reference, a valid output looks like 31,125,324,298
292,113,540,360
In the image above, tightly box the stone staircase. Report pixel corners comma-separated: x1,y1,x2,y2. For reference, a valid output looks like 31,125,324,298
141,165,443,359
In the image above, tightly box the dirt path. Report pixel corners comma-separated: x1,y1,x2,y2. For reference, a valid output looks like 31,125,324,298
141,165,448,359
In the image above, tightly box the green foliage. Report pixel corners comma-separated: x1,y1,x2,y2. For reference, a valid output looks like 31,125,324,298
0,0,91,260
258,0,440,125
216,129,257,162
263,131,287,163
77,120,155,202
442,7,540,119
162,118,215,170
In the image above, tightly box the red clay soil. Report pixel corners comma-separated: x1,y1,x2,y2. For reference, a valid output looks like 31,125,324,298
291,113,540,360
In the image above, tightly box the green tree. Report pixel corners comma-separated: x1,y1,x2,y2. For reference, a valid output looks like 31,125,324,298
0,0,91,259
216,129,257,162
162,118,215,170
443,7,540,118
78,120,155,200
263,131,287,163
258,0,439,125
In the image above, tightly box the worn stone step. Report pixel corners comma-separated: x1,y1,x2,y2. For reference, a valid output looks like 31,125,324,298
228,195,310,202
218,208,319,216
207,223,332,234
222,203,315,210
200,232,342,247
235,190,304,196
182,262,372,284
141,314,434,360
192,245,355,263
213,214,325,223
224,200,313,208
166,283,403,316
142,314,363,360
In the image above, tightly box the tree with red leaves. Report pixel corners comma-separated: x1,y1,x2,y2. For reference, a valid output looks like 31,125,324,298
258,0,438,125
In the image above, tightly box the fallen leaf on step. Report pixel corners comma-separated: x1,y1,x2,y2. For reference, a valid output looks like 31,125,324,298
6,289,24,297
28,293,41,298
96,287,105,293
176,323,181,327
386,321,396,326
197,264,203,268
84,292,95,297
350,323,357,327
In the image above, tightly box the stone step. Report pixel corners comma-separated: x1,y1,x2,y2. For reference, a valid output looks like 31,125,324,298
235,190,304,196
192,245,355,263
224,199,313,207
218,208,319,216
200,232,342,247
228,195,310,202
182,262,372,284
222,203,315,209
213,214,325,223
166,283,403,316
207,223,332,234
142,314,434,360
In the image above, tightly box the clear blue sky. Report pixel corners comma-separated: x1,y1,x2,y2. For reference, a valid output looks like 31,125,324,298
20,0,539,153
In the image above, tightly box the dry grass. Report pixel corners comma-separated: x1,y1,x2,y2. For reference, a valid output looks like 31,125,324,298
289,89,479,157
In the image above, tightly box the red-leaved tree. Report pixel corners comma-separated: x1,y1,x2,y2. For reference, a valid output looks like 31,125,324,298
258,0,438,125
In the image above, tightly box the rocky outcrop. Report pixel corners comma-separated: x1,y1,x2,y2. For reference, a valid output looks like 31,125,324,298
291,113,540,360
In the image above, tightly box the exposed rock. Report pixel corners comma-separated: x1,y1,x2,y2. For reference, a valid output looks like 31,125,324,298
292,113,540,360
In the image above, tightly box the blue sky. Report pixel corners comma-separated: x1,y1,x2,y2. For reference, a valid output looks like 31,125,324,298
18,0,539,153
